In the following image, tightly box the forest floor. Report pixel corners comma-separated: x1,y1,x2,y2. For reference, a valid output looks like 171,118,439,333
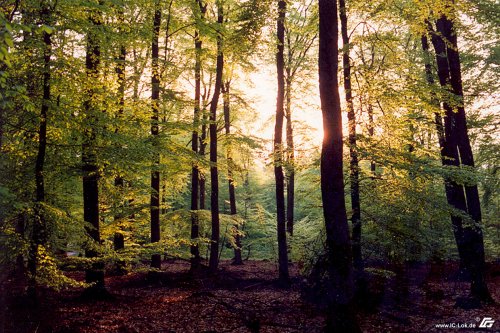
2,260,499,333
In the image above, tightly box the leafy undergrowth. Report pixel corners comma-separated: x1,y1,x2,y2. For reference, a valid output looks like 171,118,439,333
2,260,499,333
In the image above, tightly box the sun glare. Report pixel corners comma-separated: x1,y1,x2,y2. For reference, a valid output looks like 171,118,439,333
246,66,324,149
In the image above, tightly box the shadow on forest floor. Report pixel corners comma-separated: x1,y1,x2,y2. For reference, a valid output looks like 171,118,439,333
2,260,499,333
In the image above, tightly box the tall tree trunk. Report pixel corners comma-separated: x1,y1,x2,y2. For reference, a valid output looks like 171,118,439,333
150,0,162,270
285,76,294,237
190,0,206,271
442,17,484,230
83,3,106,295
28,6,52,298
199,118,207,210
420,35,445,150
367,104,375,174
339,0,363,274
113,5,127,253
275,0,289,285
318,0,360,330
430,15,491,302
222,81,243,265
208,0,224,273
114,6,126,191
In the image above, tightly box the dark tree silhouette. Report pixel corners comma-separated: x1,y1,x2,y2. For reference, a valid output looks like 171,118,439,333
190,0,206,272
222,80,243,265
150,0,162,270
318,0,360,330
274,0,289,285
339,0,363,275
208,0,224,273
428,15,492,303
82,4,106,296
29,3,52,299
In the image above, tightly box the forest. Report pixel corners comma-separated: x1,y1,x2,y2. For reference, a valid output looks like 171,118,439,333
0,0,498,332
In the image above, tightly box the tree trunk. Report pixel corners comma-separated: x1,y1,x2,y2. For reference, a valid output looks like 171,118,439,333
430,15,492,302
208,0,224,273
222,81,243,265
420,35,445,150
114,5,126,192
111,7,127,275
28,6,52,298
443,19,490,301
367,104,375,174
339,0,363,274
285,76,294,237
150,0,162,270
190,0,206,271
275,0,289,285
83,4,106,295
199,113,208,210
318,0,360,330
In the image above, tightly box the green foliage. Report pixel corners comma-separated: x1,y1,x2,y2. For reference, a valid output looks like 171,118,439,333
0,0,497,294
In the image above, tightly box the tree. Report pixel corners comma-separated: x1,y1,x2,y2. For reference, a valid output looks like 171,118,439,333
221,79,243,265
318,0,360,330
82,0,106,296
190,0,206,272
150,0,162,270
283,0,317,237
428,12,492,302
28,2,53,299
339,0,363,276
208,0,224,273
113,1,127,251
274,0,289,285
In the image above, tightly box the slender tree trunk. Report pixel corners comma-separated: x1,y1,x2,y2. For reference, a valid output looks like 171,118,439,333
112,6,127,254
83,4,106,295
150,0,162,270
275,0,289,285
318,0,360,330
367,104,375,174
285,76,295,237
430,15,492,302
284,23,294,238
208,0,224,273
199,122,207,210
114,6,126,191
28,7,52,298
339,0,363,274
190,0,206,270
222,81,243,265
420,35,445,150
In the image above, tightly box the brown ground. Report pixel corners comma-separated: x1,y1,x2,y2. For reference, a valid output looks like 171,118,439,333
2,260,499,333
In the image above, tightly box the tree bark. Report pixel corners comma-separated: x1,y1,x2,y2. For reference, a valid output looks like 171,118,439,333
318,0,360,330
339,0,363,274
190,0,206,271
275,0,289,285
150,0,162,270
420,35,445,150
285,76,294,237
199,113,207,210
83,3,106,295
222,81,243,265
367,104,375,174
28,5,52,298
430,15,492,302
114,4,126,190
208,0,224,273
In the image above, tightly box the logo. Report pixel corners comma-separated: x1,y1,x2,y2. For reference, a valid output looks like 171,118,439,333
479,317,495,328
